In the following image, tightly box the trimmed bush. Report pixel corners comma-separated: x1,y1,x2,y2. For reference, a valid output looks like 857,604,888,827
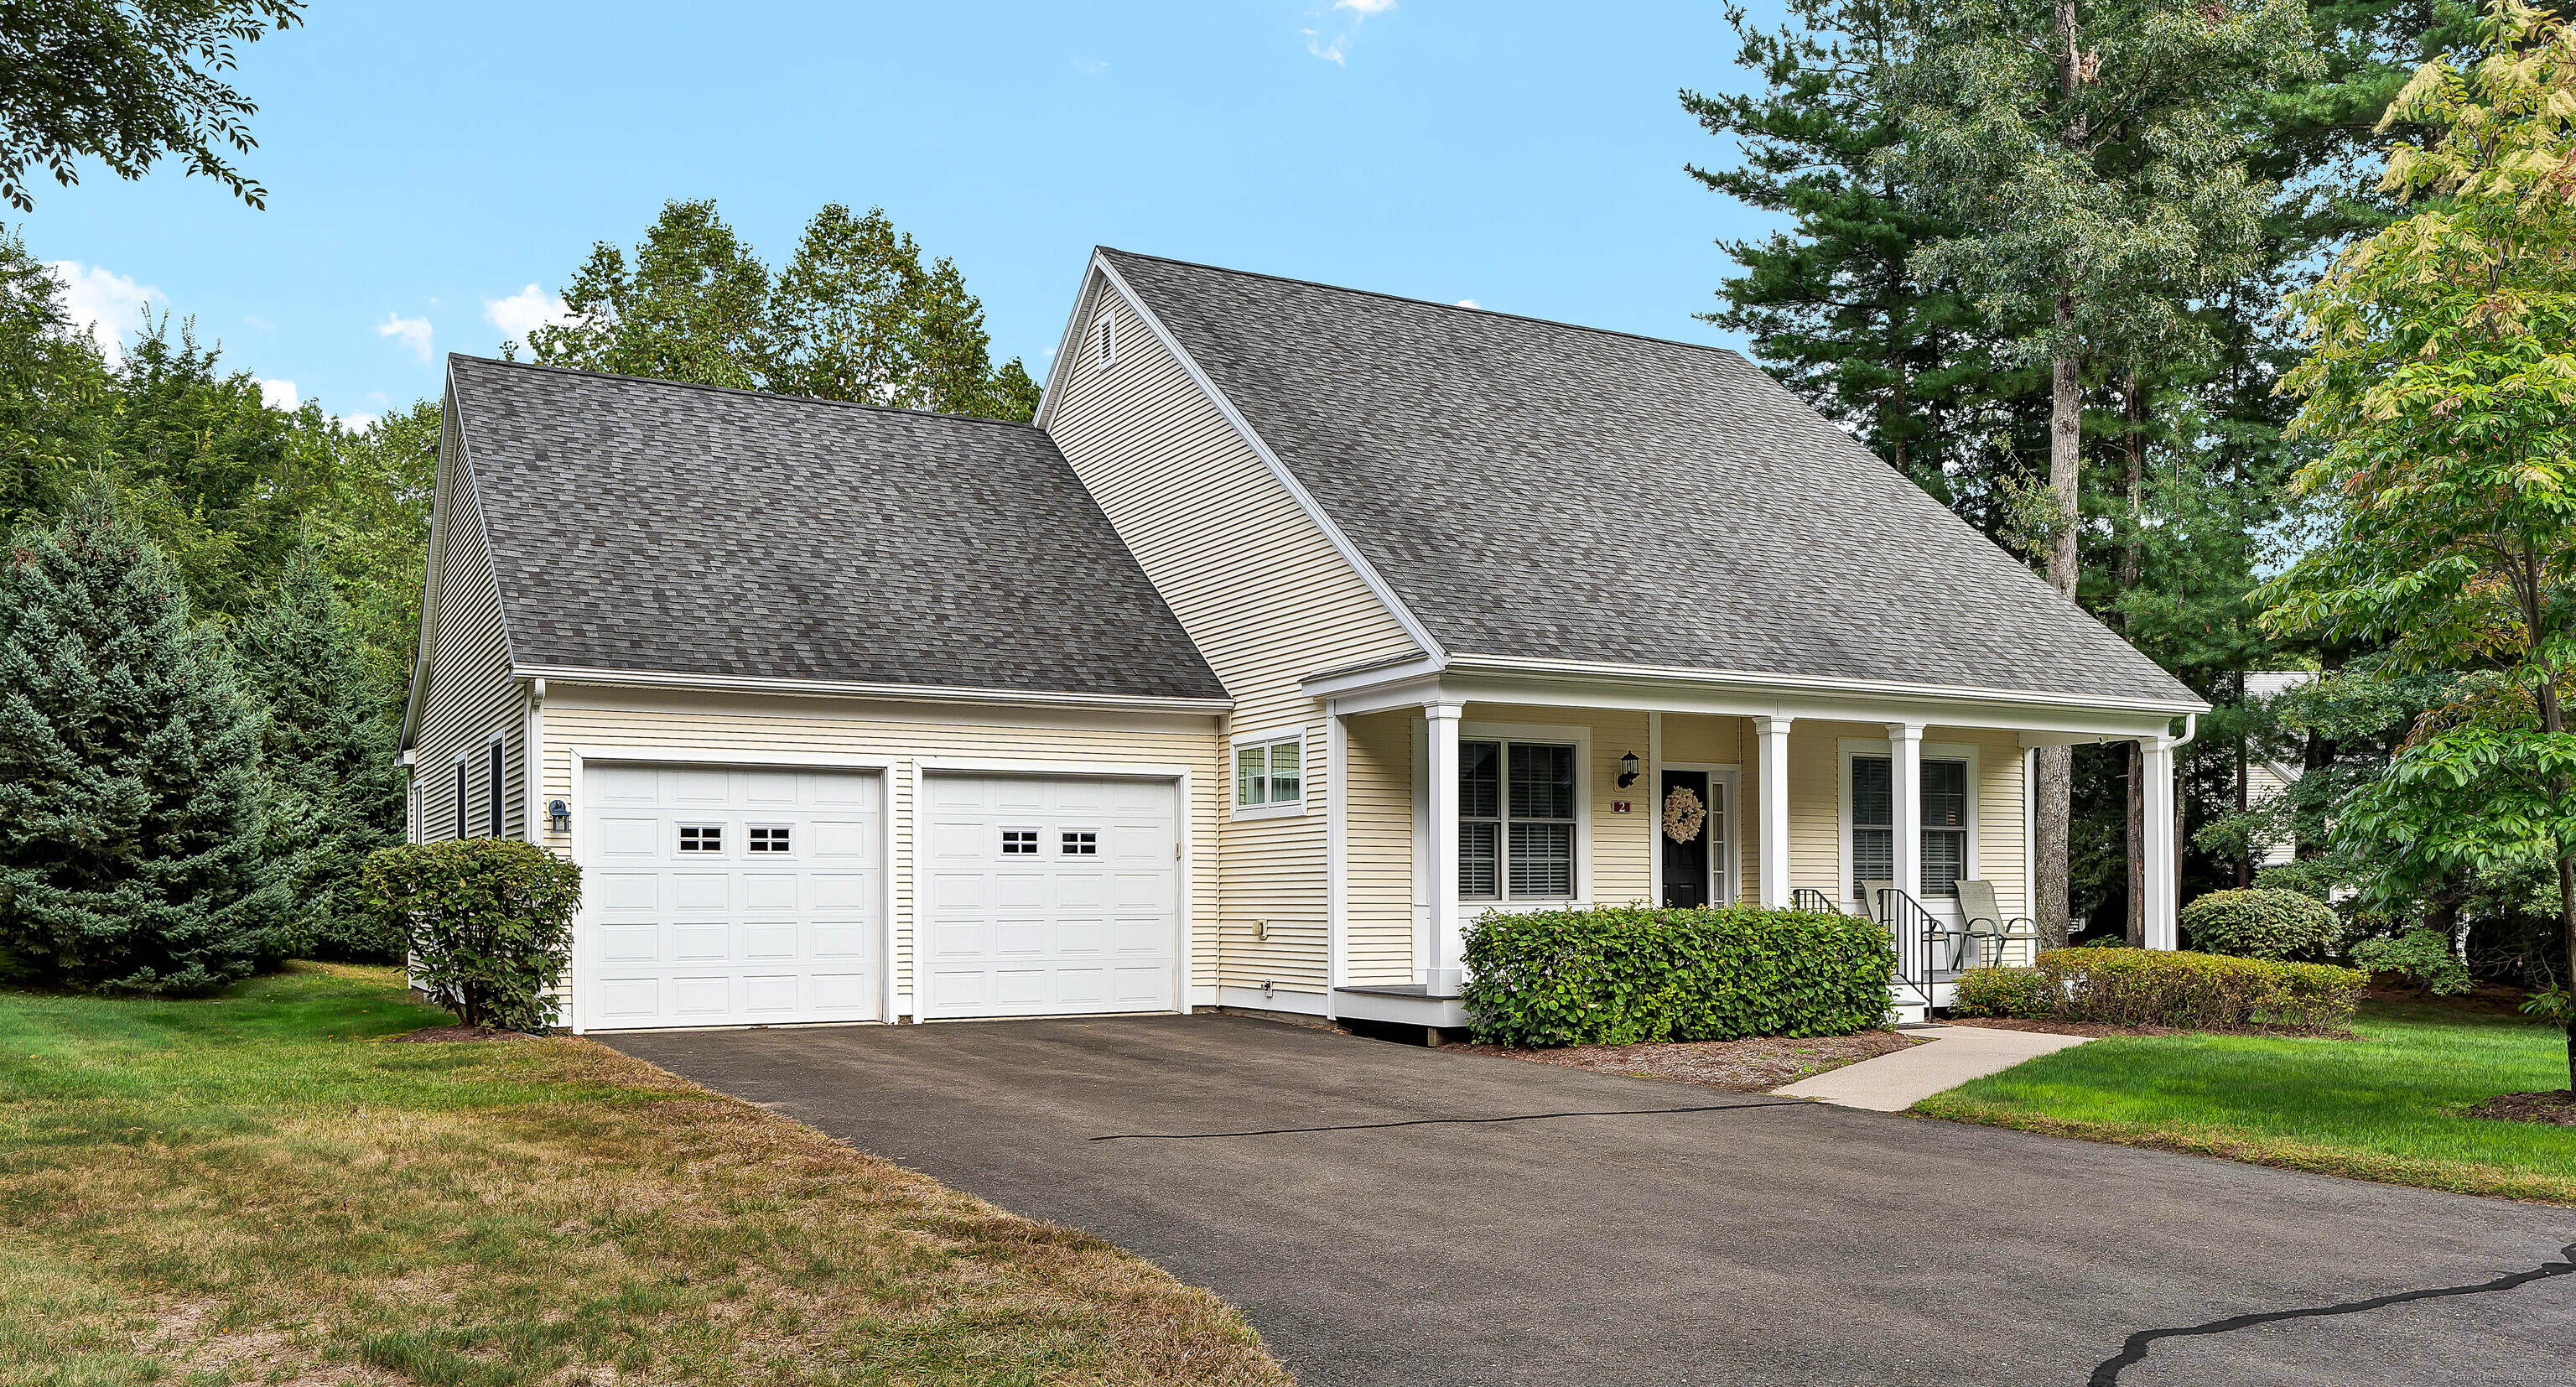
2039,948,2362,1031
362,839,581,1031
1950,966,2055,1018
2179,888,2340,960
1460,905,1893,1048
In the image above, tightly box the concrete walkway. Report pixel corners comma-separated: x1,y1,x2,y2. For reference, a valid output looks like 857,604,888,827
1774,1023,2090,1109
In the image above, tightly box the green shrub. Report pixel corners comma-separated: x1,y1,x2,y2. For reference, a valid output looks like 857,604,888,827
2179,888,2341,960
2038,948,2362,1031
2349,928,2474,995
1460,905,1893,1047
1950,966,2056,1018
362,840,581,1031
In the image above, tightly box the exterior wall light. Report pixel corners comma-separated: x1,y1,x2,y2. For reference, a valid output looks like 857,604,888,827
548,798,571,834
1618,751,1641,789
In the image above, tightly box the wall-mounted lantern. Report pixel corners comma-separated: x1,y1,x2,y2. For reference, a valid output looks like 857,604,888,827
1617,751,1641,789
548,798,571,834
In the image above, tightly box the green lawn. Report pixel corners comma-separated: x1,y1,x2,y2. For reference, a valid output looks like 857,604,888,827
0,964,1285,1387
1917,1001,2576,1204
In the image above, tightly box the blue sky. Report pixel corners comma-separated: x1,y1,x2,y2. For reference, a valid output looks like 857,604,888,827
23,1,1782,428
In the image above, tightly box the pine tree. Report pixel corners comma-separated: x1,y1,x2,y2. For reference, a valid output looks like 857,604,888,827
236,538,404,960
0,484,285,991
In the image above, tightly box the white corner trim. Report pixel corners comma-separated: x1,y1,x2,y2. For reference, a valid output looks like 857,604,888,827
1084,253,1449,665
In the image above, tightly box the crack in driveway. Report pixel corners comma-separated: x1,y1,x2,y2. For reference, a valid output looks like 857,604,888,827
1091,1098,1813,1140
2090,1240,2576,1385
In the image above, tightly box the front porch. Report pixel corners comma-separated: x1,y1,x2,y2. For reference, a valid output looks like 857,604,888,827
1304,657,2197,1028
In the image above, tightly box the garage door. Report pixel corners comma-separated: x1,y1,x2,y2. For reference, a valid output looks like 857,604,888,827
921,773,1180,1019
580,762,881,1030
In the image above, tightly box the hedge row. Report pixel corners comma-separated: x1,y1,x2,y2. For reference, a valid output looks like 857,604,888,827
1951,948,2364,1033
1459,905,1893,1048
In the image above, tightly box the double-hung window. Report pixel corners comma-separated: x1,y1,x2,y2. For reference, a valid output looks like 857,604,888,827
1460,740,1577,901
1852,755,1970,898
1234,735,1304,814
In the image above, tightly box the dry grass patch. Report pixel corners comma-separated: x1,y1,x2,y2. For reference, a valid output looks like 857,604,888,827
0,963,1287,1386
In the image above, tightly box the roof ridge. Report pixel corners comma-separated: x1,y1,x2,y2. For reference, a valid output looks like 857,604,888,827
446,354,1042,431
1096,247,1748,361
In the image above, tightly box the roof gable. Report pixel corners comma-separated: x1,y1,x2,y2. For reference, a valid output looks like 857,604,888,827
1098,249,2196,708
443,356,1226,703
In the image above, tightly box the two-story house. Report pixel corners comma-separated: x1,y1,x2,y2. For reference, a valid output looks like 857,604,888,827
400,249,2205,1032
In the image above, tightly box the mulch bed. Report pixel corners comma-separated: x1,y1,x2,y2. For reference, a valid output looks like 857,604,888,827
2464,1090,2576,1127
389,1025,533,1044
1450,1031,1924,1093
1940,1016,2362,1041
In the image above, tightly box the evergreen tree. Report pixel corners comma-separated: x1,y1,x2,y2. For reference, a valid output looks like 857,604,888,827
1684,0,2042,504
236,538,404,960
0,485,284,991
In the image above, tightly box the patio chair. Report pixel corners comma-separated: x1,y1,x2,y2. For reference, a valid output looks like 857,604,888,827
1951,879,2039,969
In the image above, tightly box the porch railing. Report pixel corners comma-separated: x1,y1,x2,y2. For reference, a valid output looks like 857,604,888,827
1789,887,1841,915
1870,886,1944,1013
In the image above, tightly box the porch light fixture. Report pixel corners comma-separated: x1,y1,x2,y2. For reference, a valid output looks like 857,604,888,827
548,798,571,834
1617,751,1641,789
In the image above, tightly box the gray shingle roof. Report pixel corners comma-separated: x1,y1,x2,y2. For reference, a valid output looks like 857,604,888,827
445,356,1226,702
1099,250,2199,707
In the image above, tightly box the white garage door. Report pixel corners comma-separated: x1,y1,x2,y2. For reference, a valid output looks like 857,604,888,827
921,773,1180,1019
580,762,882,1030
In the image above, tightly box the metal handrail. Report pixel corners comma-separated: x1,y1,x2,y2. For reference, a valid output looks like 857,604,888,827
1870,885,1944,1010
1790,887,1842,915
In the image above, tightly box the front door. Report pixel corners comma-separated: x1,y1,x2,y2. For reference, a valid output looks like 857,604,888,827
1660,769,1711,908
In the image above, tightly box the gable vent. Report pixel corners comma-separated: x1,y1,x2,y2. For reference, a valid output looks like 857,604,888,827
1093,312,1116,369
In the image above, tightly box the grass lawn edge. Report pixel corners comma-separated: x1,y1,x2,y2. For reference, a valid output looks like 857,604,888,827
1912,1097,2576,1208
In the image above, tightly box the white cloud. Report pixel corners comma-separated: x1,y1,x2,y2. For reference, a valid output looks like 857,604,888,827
48,261,161,366
481,283,575,348
1455,299,1479,309
340,411,380,433
378,311,434,361
1305,0,1394,63
257,378,300,411
243,314,273,331
1072,55,1108,75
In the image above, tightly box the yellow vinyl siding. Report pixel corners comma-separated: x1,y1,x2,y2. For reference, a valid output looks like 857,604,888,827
413,408,525,844
1343,709,1419,988
538,692,1223,1001
1788,720,1873,904
1048,282,1424,995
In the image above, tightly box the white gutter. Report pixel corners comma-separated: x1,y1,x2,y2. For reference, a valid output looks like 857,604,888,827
1434,653,2211,717
515,664,1233,716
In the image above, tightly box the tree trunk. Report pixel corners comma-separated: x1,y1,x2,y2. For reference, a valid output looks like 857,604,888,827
2122,372,2147,940
2037,315,2082,950
2038,745,2072,946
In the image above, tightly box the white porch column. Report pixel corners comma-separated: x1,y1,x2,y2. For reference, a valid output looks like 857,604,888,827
1888,721,1924,903
1754,715,1793,906
1324,704,1348,1014
1425,700,1467,993
2142,736,2178,949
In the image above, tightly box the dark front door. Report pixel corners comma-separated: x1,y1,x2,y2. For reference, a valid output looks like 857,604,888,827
1660,769,1711,908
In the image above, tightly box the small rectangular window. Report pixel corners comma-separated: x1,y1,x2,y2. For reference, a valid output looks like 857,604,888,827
678,824,724,854
748,826,792,854
454,760,469,841
1235,736,1303,809
1001,829,1039,855
486,738,504,839
1062,830,1098,855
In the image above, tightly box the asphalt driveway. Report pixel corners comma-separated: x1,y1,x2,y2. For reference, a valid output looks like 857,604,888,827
608,1014,2575,1387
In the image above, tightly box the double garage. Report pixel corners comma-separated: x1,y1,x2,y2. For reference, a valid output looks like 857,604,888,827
572,760,1185,1031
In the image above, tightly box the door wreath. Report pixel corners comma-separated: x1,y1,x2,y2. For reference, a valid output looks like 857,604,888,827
1661,784,1706,844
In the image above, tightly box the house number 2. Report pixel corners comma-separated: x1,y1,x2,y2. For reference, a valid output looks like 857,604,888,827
1611,800,1634,814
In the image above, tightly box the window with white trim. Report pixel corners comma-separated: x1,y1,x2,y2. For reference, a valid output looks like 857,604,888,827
486,736,504,839
1062,830,1098,855
453,757,469,841
1093,313,1115,369
1234,735,1303,812
1852,756,1970,898
1460,740,1577,901
678,823,724,854
1001,829,1038,855
748,825,792,854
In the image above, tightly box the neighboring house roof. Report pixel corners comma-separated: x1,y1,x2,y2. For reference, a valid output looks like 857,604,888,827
442,356,1228,702
2242,670,2317,700
1096,249,2199,708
